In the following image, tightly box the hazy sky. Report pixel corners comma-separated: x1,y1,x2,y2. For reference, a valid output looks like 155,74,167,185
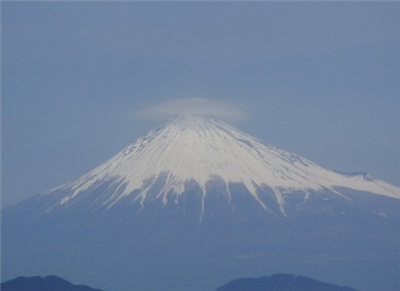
2,2,399,208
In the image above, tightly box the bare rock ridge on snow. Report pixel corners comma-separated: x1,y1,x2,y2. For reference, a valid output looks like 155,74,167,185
43,115,398,217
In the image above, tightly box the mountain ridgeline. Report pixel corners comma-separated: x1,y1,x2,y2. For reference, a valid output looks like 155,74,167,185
215,274,360,291
0,275,105,291
2,116,399,291
1,274,360,291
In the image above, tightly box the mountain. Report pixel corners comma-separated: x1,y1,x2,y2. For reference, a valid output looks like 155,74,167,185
215,274,359,291
1,274,359,291
1,275,105,291
2,116,399,291
9,115,398,214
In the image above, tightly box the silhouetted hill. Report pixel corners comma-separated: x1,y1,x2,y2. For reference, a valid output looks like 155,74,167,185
0,275,105,291
215,274,360,291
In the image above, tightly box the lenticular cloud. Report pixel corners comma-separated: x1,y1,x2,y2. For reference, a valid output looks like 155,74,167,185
135,97,247,121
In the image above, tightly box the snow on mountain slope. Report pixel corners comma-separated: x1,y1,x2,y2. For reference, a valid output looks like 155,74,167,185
45,115,399,213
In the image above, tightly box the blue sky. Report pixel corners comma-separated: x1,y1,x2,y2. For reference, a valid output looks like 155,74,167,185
2,2,399,207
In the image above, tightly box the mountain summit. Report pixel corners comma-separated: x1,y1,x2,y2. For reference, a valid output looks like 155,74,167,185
32,115,398,218
3,116,399,291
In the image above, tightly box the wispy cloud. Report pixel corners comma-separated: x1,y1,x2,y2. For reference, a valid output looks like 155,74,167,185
134,97,247,121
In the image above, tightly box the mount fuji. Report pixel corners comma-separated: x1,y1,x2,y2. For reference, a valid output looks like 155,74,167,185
2,116,399,291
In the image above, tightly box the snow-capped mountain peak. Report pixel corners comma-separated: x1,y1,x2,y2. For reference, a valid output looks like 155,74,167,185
47,115,399,213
